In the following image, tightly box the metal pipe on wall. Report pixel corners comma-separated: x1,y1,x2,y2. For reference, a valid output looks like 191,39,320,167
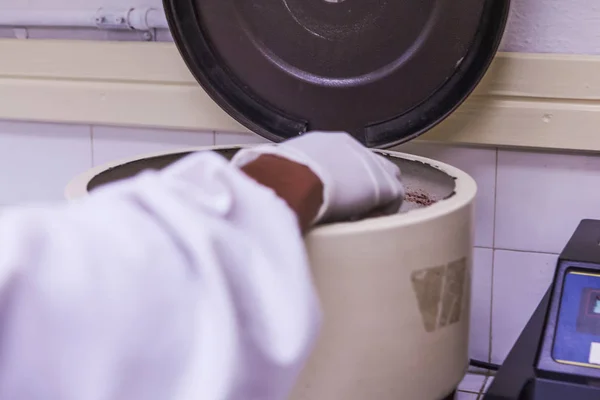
0,10,96,27
0,8,169,30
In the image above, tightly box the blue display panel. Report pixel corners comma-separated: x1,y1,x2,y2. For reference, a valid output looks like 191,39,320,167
553,270,600,368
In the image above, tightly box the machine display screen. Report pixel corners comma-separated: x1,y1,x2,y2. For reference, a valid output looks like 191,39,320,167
553,270,600,368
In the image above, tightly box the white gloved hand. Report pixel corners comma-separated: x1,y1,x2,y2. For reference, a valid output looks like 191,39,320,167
231,132,405,223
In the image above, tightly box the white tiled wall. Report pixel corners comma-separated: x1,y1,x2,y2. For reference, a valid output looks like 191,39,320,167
469,248,493,363
0,120,92,204
2,0,600,56
92,126,214,166
393,142,598,366
496,150,600,253
3,0,600,56
215,131,270,146
1,120,597,369
491,250,556,364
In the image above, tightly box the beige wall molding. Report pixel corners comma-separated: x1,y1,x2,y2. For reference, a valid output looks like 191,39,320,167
1,39,600,152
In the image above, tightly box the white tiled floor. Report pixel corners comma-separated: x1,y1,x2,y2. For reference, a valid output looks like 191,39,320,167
470,248,493,362
458,373,486,393
495,150,600,253
0,121,92,204
92,126,215,166
456,392,479,400
394,142,497,248
458,372,495,399
491,250,557,364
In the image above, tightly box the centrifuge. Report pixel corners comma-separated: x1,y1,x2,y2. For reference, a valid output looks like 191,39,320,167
67,1,511,398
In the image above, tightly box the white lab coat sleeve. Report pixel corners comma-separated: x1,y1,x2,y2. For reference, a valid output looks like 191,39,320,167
0,151,321,400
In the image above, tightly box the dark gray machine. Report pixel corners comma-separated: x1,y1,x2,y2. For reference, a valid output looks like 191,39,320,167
486,220,600,400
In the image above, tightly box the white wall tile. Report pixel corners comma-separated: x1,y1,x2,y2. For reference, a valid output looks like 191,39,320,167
491,250,557,364
215,131,271,146
501,0,600,55
394,142,497,248
93,126,214,166
470,248,493,363
0,120,92,204
496,150,600,253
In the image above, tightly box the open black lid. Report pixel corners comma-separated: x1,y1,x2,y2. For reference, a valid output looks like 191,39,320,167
164,0,510,148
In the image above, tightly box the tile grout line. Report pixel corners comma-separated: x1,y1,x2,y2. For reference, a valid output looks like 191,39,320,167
492,147,499,251
487,148,499,367
493,247,559,256
488,250,495,367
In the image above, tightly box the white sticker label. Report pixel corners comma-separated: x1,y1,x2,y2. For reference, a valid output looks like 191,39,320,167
589,342,600,365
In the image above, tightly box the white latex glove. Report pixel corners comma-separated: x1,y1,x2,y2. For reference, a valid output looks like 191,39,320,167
231,132,405,223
